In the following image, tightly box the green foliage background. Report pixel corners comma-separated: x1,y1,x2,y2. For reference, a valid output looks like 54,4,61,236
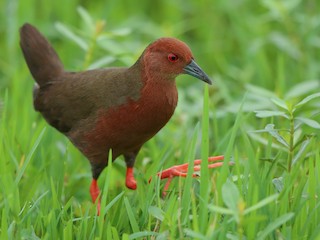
0,0,320,239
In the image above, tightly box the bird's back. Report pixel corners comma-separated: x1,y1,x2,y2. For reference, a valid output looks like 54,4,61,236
33,67,142,133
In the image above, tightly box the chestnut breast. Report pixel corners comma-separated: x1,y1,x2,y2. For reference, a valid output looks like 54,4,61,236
83,79,178,157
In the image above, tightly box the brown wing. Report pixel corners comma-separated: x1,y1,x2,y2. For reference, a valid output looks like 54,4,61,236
33,67,142,134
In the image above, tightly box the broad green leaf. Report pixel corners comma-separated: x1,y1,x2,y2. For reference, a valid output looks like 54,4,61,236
292,138,312,166
184,229,207,240
257,213,294,240
255,110,289,119
110,28,132,36
97,38,126,55
208,205,234,215
244,194,279,214
295,92,320,109
272,177,284,193
247,131,286,151
265,124,289,148
88,56,116,69
55,22,88,50
148,206,164,221
285,80,320,99
271,98,288,110
222,179,240,212
226,233,241,240
77,6,95,30
246,84,277,99
7,221,17,240
262,0,301,13
129,231,158,240
269,32,301,59
295,117,320,129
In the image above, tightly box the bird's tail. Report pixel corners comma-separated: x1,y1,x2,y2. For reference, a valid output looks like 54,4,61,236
20,23,64,86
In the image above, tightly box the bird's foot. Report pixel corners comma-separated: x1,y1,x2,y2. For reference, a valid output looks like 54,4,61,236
157,155,225,179
126,167,137,190
155,155,226,195
90,179,101,215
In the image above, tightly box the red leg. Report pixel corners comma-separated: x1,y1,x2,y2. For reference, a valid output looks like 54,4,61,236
154,155,228,193
90,167,137,215
126,167,137,190
90,179,101,215
162,178,173,197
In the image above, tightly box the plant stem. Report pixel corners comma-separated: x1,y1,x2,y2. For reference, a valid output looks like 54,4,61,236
288,110,294,172
82,20,105,69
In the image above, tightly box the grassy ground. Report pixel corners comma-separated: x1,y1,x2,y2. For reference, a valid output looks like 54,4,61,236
1,0,320,239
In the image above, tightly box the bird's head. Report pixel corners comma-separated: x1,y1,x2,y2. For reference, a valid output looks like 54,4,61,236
141,38,212,85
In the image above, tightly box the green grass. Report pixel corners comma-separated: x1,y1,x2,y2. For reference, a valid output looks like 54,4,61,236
1,0,320,239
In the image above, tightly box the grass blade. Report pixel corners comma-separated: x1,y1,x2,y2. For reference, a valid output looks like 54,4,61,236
124,197,140,233
199,85,210,233
15,128,46,184
257,213,294,240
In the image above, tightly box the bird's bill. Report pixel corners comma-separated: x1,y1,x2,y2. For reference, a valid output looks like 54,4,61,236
183,60,212,85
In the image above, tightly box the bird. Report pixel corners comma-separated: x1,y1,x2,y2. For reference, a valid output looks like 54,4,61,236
20,23,225,214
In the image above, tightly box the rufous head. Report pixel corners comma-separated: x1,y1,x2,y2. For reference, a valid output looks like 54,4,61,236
141,38,212,84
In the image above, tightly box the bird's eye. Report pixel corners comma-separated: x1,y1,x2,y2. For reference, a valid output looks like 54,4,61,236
168,53,179,62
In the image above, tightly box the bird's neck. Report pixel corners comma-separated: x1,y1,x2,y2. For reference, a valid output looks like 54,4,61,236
131,56,178,115
144,78,177,101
